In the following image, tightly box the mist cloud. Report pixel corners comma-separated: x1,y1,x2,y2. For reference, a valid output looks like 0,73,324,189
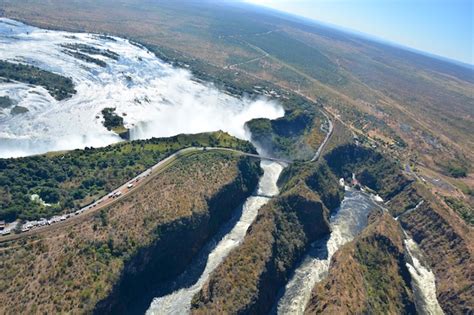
0,18,284,158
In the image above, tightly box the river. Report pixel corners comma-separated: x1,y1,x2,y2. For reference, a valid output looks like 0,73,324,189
274,188,378,314
404,237,444,315
0,18,283,158
146,160,284,315
274,189,444,315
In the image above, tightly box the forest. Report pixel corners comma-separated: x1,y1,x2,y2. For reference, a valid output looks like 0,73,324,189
0,132,254,222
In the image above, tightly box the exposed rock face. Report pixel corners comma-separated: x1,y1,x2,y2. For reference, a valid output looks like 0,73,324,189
191,163,343,314
10,105,28,115
117,128,130,140
0,151,260,314
320,143,473,314
399,200,474,314
245,109,323,161
305,213,417,314
94,157,261,314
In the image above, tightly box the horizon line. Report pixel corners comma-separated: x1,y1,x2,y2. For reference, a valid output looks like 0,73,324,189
237,1,474,69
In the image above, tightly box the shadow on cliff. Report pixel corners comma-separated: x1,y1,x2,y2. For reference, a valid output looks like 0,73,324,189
268,234,330,315
141,201,247,313
93,158,261,315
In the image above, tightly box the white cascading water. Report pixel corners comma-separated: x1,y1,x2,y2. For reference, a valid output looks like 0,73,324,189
276,190,444,315
0,18,283,158
146,160,284,315
404,237,444,315
397,201,444,314
1,17,445,315
274,188,378,315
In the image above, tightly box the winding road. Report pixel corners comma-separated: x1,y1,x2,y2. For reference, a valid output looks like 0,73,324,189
2,101,332,243
311,109,333,162
0,147,289,242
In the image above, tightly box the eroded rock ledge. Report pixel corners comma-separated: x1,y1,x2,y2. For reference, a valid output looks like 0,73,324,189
94,155,261,314
191,163,343,314
305,213,417,314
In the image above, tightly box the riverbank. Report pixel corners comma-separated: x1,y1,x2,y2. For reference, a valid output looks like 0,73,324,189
0,151,261,314
190,161,343,314
146,160,283,314
275,187,378,314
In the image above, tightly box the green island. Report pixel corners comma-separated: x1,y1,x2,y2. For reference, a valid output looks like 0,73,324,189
62,50,106,67
0,131,254,222
61,43,119,60
10,106,29,115
0,60,76,100
101,107,129,139
61,43,120,67
0,96,13,108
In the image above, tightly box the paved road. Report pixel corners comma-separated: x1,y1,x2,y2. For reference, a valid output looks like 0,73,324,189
1,116,320,243
0,147,288,242
311,109,334,162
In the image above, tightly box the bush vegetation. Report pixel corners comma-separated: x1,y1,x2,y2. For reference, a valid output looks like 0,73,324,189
246,108,325,160
443,162,468,178
243,31,347,86
101,107,124,131
0,131,254,222
62,49,107,67
444,196,473,225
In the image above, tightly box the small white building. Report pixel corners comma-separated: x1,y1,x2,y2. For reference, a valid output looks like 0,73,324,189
339,178,345,187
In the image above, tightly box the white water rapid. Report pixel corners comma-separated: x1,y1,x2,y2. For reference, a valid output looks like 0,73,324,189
275,188,378,315
404,237,444,315
0,18,283,158
146,160,284,315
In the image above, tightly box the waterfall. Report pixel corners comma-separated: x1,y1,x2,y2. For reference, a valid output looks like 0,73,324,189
404,236,444,315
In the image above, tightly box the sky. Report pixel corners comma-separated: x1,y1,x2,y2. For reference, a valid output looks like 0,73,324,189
244,0,474,65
